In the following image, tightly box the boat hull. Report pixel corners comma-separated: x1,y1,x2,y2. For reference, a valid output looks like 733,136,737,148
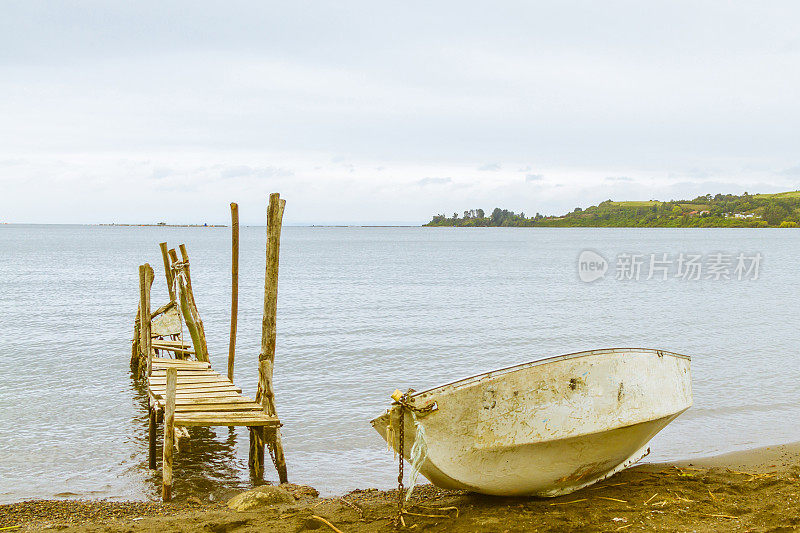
371,348,691,496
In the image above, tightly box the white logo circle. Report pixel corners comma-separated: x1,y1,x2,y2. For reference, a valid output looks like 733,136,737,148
578,250,608,282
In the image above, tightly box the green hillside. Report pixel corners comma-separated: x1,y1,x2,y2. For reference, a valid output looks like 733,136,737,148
426,191,800,228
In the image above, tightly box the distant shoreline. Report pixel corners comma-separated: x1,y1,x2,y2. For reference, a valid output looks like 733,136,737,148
0,223,793,229
2,223,422,227
98,223,226,228
426,190,800,228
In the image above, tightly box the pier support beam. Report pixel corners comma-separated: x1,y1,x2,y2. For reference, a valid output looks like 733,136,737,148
159,242,175,302
162,367,176,501
168,248,210,363
256,193,289,484
148,406,157,470
228,202,239,383
248,426,265,479
138,263,154,377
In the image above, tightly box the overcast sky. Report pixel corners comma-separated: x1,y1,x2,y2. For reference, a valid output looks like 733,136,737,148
2,1,799,224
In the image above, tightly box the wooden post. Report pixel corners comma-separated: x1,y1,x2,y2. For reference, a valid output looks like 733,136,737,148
159,242,175,302
228,202,239,382
138,264,154,377
168,248,210,363
131,307,140,372
162,367,176,501
148,406,157,469
248,426,264,478
256,193,288,483
178,244,192,287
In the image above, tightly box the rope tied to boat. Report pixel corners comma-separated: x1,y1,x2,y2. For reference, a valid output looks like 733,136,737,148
405,412,428,501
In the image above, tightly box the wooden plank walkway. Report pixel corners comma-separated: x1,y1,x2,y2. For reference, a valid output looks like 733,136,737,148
148,357,279,428
134,194,289,501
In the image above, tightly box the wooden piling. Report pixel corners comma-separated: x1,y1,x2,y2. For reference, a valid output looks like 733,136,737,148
138,264,154,377
159,242,175,302
248,426,264,478
177,245,208,362
131,307,140,372
148,407,157,470
168,248,210,363
179,244,192,287
163,367,177,501
256,193,288,483
228,202,239,382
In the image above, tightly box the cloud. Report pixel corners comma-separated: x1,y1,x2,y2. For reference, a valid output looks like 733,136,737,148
219,165,294,179
220,165,253,178
525,174,543,182
150,166,171,179
780,165,800,176
416,177,452,186
3,3,800,223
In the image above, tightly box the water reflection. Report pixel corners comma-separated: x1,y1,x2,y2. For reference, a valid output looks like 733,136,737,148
129,376,255,501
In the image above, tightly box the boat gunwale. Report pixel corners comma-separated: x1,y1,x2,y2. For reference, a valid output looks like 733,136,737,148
410,347,691,400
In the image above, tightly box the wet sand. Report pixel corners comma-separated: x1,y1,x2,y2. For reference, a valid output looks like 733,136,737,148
3,442,800,532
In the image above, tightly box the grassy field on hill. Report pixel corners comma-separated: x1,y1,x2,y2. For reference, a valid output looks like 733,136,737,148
426,191,800,228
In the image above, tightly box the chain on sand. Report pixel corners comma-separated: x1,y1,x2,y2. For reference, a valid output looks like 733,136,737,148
395,402,405,528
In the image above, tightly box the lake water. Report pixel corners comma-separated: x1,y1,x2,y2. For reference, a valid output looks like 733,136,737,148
0,225,798,503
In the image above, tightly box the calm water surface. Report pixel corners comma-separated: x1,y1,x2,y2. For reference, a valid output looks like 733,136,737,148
0,225,798,503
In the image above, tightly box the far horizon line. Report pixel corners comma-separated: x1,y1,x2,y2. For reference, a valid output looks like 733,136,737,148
0,222,429,227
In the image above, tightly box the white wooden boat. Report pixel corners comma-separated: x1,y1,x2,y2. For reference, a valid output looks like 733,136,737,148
371,348,691,497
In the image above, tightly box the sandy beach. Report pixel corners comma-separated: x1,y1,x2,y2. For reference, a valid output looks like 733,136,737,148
3,442,799,532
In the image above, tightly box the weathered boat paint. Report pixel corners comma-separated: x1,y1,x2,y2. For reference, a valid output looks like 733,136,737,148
371,347,692,496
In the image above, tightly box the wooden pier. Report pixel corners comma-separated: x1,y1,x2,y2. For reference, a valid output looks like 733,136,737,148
131,193,288,501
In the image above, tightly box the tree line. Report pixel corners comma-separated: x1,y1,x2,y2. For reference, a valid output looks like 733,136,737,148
425,192,800,228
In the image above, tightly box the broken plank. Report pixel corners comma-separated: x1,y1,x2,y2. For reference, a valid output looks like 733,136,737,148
149,373,225,380
165,396,255,406
152,346,196,355
150,369,217,376
174,403,264,412
174,413,280,427
151,367,216,373
148,376,230,385
150,364,210,372
175,411,278,420
151,389,241,397
151,338,192,347
150,388,239,398
175,418,278,427
151,360,210,369
152,357,209,365
151,386,242,395
150,381,238,390
151,392,242,402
